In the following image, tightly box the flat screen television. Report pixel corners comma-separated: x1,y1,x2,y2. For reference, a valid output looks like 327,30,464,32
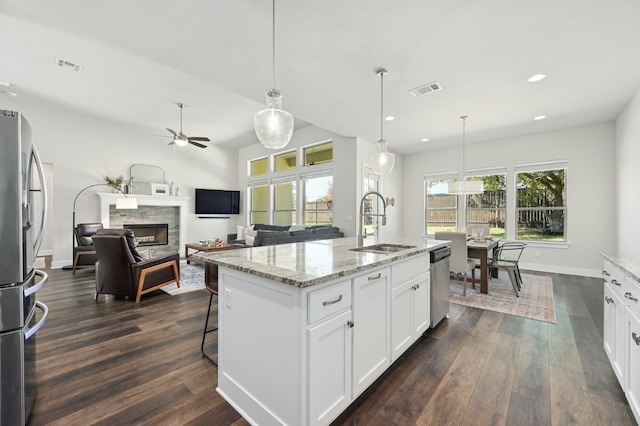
195,189,240,215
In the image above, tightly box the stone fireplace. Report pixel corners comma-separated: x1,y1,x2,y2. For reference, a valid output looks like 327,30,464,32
98,193,190,257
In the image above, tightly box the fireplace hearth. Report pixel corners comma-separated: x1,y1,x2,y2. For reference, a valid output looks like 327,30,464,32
124,223,169,246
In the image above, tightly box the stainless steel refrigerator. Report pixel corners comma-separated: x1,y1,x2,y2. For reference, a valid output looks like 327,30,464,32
0,109,49,425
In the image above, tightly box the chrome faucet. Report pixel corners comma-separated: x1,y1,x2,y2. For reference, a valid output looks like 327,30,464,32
358,191,388,247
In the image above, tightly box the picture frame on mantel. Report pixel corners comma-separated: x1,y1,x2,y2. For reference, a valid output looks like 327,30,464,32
150,183,170,196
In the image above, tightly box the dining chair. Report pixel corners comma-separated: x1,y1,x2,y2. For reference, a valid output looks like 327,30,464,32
201,263,219,365
489,241,527,296
435,231,476,296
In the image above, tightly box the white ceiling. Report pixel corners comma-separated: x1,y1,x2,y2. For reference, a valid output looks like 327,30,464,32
1,0,639,154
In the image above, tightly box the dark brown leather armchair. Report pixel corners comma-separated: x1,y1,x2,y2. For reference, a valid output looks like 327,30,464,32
72,223,103,274
92,229,180,303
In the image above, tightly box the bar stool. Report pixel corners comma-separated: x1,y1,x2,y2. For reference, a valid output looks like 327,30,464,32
201,263,218,365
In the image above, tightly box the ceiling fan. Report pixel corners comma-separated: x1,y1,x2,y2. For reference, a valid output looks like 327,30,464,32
165,103,210,148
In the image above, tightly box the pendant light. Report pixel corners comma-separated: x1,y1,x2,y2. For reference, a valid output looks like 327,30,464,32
447,115,484,194
370,68,395,175
254,0,294,150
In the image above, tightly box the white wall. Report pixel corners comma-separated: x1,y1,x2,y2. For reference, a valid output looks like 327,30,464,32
615,87,640,253
402,122,616,277
237,125,359,236
4,96,238,268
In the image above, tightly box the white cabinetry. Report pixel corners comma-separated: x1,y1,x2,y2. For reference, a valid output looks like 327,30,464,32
624,276,640,422
352,267,390,397
603,261,626,383
391,272,430,361
602,260,640,424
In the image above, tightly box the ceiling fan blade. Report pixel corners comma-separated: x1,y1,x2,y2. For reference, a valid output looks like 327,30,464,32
189,140,208,149
188,136,210,142
166,128,177,136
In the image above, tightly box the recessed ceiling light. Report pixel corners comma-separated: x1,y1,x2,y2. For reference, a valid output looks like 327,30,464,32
534,115,546,121
527,74,546,82
0,90,17,97
384,116,395,121
420,138,430,142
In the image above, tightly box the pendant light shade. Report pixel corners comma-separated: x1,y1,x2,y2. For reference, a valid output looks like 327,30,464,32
254,89,294,149
254,0,294,150
447,115,484,195
371,140,395,176
371,68,395,175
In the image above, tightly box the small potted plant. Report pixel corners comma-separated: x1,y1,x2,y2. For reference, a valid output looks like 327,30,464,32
104,175,124,192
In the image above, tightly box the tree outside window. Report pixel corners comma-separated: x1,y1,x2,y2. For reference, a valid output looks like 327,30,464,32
467,173,506,238
515,168,566,241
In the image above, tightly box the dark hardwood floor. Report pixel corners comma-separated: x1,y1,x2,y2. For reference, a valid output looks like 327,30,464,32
28,267,637,425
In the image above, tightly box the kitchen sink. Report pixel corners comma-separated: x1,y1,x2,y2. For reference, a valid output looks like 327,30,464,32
350,243,416,254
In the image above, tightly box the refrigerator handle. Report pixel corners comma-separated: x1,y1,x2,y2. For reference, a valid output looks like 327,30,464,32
25,269,48,297
25,301,49,340
31,143,48,258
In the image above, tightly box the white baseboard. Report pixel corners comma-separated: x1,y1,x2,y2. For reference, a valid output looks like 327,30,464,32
520,262,602,279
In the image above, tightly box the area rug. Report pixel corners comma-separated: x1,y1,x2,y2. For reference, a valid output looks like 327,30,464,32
160,261,205,295
449,271,556,323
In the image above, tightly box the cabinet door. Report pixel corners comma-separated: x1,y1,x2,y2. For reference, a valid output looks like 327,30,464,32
308,309,352,426
604,284,619,375
625,310,640,423
391,280,413,361
352,267,390,397
412,273,430,337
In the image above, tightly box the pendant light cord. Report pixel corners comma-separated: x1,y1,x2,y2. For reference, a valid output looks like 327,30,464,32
461,115,468,176
380,71,384,140
272,0,276,90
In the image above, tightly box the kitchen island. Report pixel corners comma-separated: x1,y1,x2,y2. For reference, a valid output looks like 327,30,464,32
193,237,449,426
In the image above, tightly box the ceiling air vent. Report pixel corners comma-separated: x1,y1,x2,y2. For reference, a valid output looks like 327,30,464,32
409,81,442,97
55,58,84,72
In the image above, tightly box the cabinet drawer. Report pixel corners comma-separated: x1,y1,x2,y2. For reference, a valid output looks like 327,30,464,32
604,260,625,298
625,276,640,319
392,255,428,287
308,280,351,324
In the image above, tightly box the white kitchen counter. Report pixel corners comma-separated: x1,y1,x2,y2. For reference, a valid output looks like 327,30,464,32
194,237,450,426
191,236,448,287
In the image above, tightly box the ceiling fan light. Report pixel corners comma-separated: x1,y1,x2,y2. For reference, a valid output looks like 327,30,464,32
254,89,294,149
174,135,188,147
371,140,396,175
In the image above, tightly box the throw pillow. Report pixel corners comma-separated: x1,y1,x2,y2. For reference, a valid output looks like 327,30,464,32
236,225,246,240
139,249,151,260
245,234,256,246
288,225,307,232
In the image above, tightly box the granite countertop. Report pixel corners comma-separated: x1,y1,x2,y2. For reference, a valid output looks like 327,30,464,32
191,237,449,288
601,252,640,282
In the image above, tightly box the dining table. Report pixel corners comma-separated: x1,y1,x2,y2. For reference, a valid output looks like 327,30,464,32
466,238,499,294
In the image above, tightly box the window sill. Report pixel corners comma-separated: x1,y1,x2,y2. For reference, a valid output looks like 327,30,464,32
515,240,570,249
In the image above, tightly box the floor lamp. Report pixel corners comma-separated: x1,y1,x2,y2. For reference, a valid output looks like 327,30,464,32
63,184,138,270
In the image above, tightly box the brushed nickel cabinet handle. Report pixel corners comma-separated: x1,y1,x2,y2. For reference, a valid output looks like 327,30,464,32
322,294,343,306
368,273,382,281
611,279,621,287
632,332,640,346
624,292,638,302
602,270,610,276
347,320,354,328
605,296,614,304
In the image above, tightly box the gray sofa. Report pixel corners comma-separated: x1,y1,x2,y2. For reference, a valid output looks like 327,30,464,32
228,224,344,248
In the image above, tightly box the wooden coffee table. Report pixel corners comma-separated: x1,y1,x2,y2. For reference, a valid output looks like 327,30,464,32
185,242,232,264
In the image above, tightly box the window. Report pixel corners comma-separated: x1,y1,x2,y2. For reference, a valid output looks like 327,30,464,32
249,182,269,224
303,172,333,225
515,164,566,241
250,157,268,176
273,178,297,226
466,172,506,238
304,141,333,166
425,176,458,235
274,151,296,172
362,167,381,238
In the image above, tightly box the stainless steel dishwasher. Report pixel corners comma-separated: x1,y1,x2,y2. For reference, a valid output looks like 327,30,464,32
430,245,451,328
